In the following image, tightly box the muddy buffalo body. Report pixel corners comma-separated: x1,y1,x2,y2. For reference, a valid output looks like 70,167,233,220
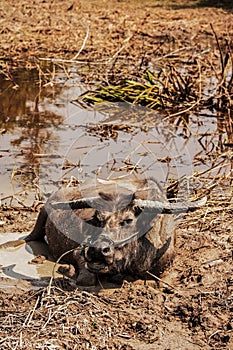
2,178,206,284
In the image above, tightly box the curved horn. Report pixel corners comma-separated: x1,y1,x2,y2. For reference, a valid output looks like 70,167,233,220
51,193,134,211
133,196,207,213
51,196,99,210
52,195,207,212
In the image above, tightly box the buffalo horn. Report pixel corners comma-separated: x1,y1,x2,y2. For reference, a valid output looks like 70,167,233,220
51,195,207,213
133,196,207,213
51,196,99,209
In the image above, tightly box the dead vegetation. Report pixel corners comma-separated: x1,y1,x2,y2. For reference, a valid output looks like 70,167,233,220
0,272,232,350
75,30,233,120
0,1,233,349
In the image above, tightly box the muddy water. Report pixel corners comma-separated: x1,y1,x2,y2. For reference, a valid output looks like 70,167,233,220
0,68,230,207
0,67,231,285
0,232,60,281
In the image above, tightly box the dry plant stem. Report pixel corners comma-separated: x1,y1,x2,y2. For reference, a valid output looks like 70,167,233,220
23,295,40,327
106,35,133,64
165,101,200,119
153,46,194,62
146,270,181,293
47,248,75,296
193,159,231,177
210,24,225,76
72,26,90,61
0,190,27,202
11,196,29,208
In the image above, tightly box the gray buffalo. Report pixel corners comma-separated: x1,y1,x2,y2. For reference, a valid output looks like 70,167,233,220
1,178,206,285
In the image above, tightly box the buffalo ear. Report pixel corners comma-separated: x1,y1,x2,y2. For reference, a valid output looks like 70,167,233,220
98,192,116,202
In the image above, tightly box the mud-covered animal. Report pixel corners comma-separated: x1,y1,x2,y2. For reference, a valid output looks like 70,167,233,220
1,178,206,285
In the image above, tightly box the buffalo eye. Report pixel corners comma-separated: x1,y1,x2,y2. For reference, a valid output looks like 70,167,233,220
120,218,133,226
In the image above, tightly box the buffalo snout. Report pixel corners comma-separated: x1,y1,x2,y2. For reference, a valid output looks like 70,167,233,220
84,235,115,273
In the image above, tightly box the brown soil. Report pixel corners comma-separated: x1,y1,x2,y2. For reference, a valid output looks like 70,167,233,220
1,0,233,82
0,1,233,349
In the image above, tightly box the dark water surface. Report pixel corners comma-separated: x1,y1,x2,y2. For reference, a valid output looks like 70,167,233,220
0,68,230,206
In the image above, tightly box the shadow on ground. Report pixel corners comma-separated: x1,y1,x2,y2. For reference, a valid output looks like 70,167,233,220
197,0,232,9
150,0,233,10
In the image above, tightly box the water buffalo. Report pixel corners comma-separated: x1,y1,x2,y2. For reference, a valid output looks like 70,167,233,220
1,177,206,285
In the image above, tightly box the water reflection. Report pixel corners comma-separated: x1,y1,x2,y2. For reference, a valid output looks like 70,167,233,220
0,68,64,203
0,68,232,206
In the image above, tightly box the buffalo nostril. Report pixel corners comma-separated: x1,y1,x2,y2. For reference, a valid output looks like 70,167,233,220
102,246,111,255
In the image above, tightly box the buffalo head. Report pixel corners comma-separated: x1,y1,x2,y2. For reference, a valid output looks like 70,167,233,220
50,178,206,275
